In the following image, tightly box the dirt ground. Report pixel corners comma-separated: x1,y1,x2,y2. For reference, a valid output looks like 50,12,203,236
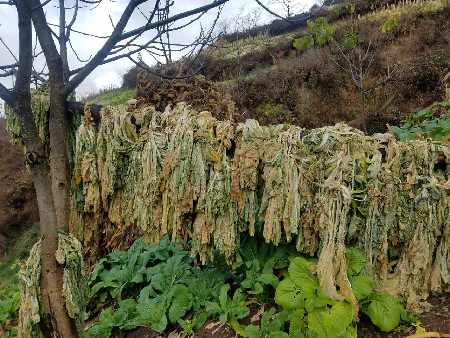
115,321,237,338
0,118,38,255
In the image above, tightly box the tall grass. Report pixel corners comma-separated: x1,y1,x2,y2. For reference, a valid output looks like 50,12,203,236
82,86,135,106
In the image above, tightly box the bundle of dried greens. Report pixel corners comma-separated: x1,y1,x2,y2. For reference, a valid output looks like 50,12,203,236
71,102,449,307
17,233,87,338
5,92,50,145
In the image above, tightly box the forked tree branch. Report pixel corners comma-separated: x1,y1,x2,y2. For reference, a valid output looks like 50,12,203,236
119,0,229,41
27,0,63,80
65,0,147,95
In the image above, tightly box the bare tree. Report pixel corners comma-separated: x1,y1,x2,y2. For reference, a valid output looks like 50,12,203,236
0,0,227,336
331,37,397,114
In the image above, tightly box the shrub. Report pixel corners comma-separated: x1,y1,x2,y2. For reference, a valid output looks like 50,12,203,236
381,16,399,34
293,35,315,52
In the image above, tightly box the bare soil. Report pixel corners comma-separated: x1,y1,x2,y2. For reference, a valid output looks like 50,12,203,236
0,118,38,255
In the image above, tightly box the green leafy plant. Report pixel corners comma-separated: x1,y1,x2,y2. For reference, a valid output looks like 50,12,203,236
293,35,315,52
381,16,398,34
206,284,250,325
391,101,450,142
275,250,411,337
363,293,406,332
293,17,335,51
275,256,356,338
0,228,39,337
308,301,356,338
87,299,138,338
234,238,290,297
341,32,359,50
0,284,20,337
88,237,187,302
184,268,227,330
87,237,228,336
244,308,289,338
308,17,335,46
345,248,412,333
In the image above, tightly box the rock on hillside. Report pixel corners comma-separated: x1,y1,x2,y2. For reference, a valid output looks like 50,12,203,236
0,118,38,254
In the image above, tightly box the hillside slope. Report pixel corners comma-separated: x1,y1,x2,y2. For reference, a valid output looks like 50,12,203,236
123,0,450,133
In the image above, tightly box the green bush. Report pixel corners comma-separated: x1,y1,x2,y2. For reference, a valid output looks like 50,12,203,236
308,17,335,46
293,35,315,52
0,227,39,337
293,17,335,52
255,102,286,118
381,16,399,34
341,32,359,50
86,237,228,336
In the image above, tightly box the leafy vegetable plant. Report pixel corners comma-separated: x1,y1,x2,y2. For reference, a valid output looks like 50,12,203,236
244,308,289,338
88,237,186,303
275,248,411,337
86,237,227,337
0,286,20,338
275,256,355,338
233,237,290,297
206,284,250,323
391,101,450,142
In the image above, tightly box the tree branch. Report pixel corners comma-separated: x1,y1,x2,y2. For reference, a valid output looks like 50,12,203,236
65,0,147,95
0,82,14,106
27,0,64,84
119,0,229,41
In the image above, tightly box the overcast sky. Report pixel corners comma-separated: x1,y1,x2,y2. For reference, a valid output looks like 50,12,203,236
0,0,316,114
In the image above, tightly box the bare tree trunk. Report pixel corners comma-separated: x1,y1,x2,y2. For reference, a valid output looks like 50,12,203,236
32,165,77,337
49,88,71,231
16,2,78,337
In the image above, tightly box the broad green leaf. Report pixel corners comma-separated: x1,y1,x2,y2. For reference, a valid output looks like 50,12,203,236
245,324,261,338
205,301,221,315
307,302,354,338
86,323,113,338
304,289,333,312
258,273,279,288
349,274,373,300
275,278,304,309
86,307,114,338
135,297,168,333
219,284,230,309
168,285,192,323
230,289,250,320
288,308,306,338
365,293,404,332
90,280,120,297
288,257,318,297
192,310,209,330
113,299,137,326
